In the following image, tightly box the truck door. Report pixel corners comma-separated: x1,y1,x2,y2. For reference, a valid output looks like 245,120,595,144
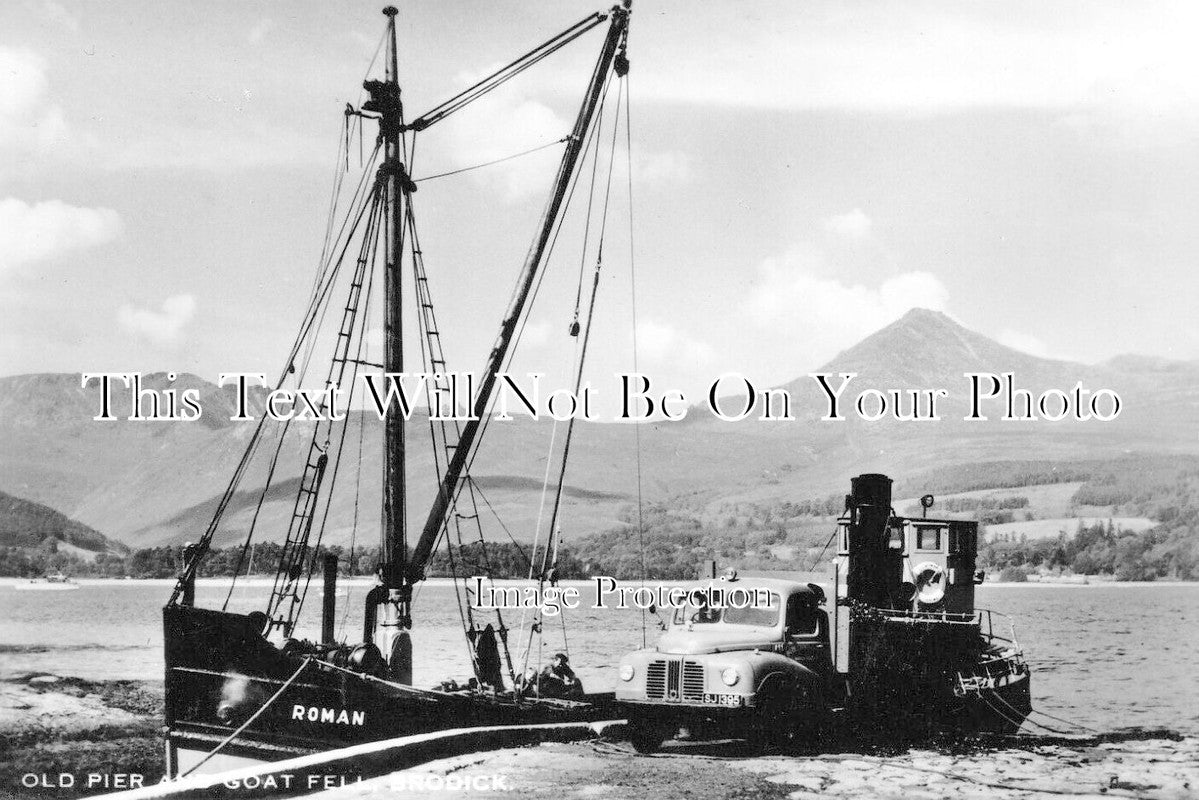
784,593,831,673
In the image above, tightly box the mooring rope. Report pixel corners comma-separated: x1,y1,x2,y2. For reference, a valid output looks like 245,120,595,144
180,657,313,778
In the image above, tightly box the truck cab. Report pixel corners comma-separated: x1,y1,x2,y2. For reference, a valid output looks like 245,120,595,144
615,575,834,752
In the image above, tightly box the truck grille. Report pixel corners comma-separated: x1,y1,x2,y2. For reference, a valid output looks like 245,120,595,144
645,659,705,702
682,661,704,701
646,661,667,698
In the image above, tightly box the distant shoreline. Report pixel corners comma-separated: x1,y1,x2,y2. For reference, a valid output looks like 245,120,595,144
3,577,1197,588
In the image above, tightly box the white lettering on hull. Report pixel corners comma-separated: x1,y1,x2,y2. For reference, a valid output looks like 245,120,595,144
291,704,366,726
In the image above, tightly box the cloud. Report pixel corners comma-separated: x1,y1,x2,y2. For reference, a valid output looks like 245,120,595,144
0,198,122,273
0,42,315,173
633,149,691,185
520,320,552,347
248,19,275,45
434,81,570,202
998,329,1050,359
0,47,68,156
636,319,714,365
824,208,872,239
38,1,80,32
118,294,197,347
745,249,949,367
639,2,1199,134
106,120,325,171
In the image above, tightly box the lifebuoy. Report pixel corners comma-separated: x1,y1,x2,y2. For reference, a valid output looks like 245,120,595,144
912,561,946,604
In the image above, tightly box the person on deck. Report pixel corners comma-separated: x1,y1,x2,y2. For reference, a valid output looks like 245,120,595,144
536,652,584,698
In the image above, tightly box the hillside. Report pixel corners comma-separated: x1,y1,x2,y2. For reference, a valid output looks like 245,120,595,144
0,309,1196,555
0,489,124,555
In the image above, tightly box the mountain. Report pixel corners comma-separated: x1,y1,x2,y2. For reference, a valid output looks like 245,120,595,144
800,308,1082,390
0,309,1194,552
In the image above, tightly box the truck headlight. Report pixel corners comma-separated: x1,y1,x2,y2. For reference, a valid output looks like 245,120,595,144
721,667,740,686
619,663,635,682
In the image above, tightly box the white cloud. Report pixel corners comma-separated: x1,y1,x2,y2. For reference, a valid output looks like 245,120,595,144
824,208,872,239
0,47,68,156
520,320,552,347
745,249,949,367
107,120,324,171
998,329,1050,359
38,1,80,33
434,81,569,203
633,149,691,185
639,2,1199,133
248,19,275,45
0,198,122,273
0,41,316,174
118,294,197,348
636,319,714,365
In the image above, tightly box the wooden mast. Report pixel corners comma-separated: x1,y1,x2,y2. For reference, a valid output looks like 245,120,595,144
362,5,416,681
363,2,629,684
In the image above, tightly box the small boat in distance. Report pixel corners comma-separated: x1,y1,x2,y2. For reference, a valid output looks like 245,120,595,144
14,571,81,591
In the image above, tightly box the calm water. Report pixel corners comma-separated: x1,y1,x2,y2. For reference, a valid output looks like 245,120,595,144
1,579,1196,735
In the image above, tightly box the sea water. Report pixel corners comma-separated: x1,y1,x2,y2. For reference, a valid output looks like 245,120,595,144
1,579,1195,735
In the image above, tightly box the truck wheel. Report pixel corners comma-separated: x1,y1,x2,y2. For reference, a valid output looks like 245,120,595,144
629,722,667,754
786,683,828,752
755,681,822,752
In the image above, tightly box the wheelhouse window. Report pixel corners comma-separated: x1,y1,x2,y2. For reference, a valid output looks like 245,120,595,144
916,525,944,552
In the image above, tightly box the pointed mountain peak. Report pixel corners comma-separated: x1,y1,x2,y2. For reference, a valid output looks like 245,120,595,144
892,306,958,327
795,308,1081,391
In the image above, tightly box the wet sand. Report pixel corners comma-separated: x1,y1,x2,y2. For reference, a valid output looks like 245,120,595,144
0,674,164,799
3,675,1196,800
312,735,1199,800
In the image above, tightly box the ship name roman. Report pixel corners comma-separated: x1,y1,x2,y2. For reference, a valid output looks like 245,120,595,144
291,704,366,726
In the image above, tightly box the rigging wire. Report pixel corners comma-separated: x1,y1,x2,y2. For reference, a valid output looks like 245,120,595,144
805,525,842,572
295,191,385,625
407,196,484,679
623,73,649,648
271,188,387,632
518,73,613,629
415,136,570,183
453,68,614,517
214,163,382,607
221,416,294,609
469,481,533,569
336,224,383,638
407,62,618,650
408,13,606,132
520,72,624,677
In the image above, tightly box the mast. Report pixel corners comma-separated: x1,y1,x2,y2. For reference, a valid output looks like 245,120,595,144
380,7,406,590
362,5,417,680
404,5,630,590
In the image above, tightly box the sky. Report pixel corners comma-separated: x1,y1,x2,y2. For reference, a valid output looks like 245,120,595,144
3,0,1199,409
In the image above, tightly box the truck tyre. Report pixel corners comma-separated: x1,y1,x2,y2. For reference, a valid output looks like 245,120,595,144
629,721,667,754
754,679,824,752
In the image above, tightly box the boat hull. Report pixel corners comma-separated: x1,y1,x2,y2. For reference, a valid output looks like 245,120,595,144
163,605,614,776
953,665,1032,736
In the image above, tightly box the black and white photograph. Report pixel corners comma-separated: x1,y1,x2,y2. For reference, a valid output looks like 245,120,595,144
1,2,1197,798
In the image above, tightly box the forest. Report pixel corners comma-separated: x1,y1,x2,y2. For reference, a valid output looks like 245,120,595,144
3,456,1197,582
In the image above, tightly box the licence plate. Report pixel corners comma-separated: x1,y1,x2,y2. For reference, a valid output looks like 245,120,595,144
702,693,742,707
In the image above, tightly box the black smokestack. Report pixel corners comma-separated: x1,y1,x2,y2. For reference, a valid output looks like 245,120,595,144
846,473,893,610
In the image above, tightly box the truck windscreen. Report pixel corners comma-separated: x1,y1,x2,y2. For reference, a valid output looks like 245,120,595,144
677,592,781,627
